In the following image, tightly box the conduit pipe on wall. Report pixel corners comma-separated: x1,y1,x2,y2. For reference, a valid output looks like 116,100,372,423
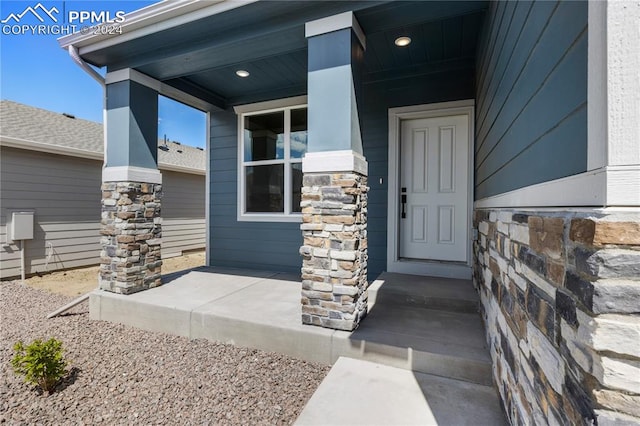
20,240,26,284
44,242,54,272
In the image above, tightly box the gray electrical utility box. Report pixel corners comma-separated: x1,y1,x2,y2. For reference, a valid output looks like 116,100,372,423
10,211,34,242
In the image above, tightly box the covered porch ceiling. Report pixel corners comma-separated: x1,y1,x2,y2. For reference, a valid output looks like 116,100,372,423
78,1,487,109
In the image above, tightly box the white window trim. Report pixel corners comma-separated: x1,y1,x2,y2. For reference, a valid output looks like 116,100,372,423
474,2,640,209
235,97,307,222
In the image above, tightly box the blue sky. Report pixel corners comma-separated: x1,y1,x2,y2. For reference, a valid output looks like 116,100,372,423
0,1,207,148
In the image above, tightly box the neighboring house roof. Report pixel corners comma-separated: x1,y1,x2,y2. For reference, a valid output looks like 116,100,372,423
0,100,205,174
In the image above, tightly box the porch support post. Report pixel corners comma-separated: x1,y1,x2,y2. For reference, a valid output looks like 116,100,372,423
99,79,163,294
300,12,368,331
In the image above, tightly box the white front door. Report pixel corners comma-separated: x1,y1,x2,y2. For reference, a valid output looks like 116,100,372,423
399,114,469,262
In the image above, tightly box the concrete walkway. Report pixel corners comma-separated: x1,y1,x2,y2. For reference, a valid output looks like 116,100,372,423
90,268,491,383
296,357,507,426
89,267,506,423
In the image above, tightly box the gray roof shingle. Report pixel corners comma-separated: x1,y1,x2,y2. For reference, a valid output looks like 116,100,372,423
0,100,205,172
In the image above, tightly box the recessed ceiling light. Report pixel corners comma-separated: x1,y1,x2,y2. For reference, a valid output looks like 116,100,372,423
394,36,411,47
236,70,250,78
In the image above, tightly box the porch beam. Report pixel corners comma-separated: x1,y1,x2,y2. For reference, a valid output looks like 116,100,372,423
163,77,227,110
106,68,222,112
226,84,307,108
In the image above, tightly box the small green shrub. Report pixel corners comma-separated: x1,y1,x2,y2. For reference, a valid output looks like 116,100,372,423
11,338,68,393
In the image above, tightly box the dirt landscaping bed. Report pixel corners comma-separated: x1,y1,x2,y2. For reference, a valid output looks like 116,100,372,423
20,251,206,297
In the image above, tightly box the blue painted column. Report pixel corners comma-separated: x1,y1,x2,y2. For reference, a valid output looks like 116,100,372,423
105,80,158,170
305,11,366,158
300,12,369,331
100,78,163,294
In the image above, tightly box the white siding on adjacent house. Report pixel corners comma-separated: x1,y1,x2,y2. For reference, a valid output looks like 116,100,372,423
0,147,205,279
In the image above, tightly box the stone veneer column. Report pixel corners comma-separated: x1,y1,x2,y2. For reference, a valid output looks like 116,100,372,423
99,181,162,294
99,77,162,294
302,11,368,330
299,171,368,331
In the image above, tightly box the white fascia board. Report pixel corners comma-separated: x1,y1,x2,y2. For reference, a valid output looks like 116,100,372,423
58,1,212,49
305,11,366,49
106,68,218,112
58,0,258,54
0,136,103,161
158,162,205,176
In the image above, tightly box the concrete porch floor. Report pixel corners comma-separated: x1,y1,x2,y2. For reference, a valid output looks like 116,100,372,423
89,267,506,424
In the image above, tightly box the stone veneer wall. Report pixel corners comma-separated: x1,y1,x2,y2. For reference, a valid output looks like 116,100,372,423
474,209,640,425
299,172,368,331
99,182,163,294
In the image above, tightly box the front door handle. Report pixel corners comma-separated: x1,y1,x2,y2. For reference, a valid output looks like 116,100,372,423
401,194,407,219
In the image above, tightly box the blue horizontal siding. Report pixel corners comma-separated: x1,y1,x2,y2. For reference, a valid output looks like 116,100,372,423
209,62,475,280
208,110,302,274
475,0,587,199
478,105,586,196
362,68,476,278
208,67,475,280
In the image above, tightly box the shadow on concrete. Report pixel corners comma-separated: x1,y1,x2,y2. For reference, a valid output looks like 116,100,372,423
325,273,507,425
345,273,492,385
161,266,281,285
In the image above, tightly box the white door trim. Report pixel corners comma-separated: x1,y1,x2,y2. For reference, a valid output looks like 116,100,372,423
386,100,475,279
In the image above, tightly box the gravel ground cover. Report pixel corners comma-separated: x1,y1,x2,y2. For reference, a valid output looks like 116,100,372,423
0,282,330,425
